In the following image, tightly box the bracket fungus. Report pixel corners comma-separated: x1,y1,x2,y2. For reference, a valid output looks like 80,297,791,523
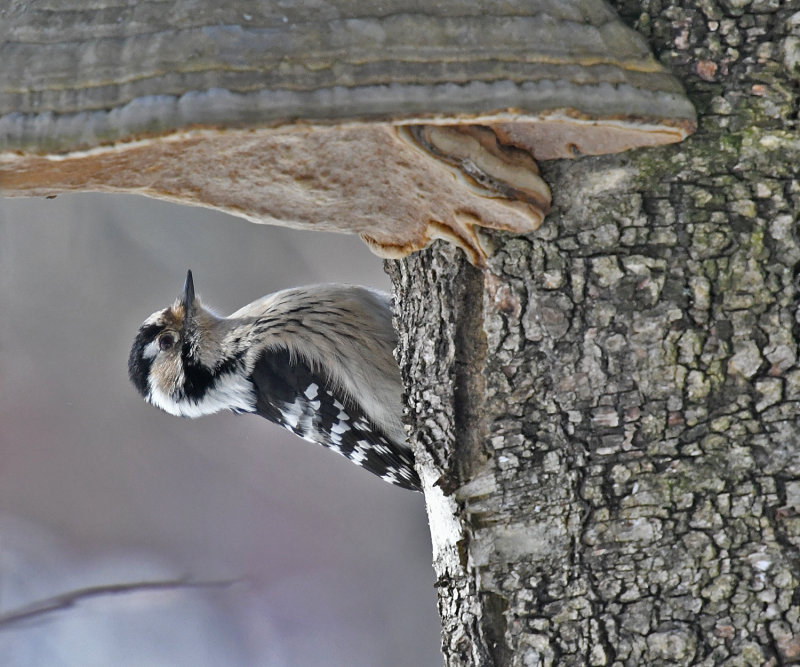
0,0,695,265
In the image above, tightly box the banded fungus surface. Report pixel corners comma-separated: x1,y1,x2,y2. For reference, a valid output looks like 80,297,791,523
0,0,696,265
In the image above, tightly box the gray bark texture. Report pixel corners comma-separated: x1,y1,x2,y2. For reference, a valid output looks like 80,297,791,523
388,1,800,665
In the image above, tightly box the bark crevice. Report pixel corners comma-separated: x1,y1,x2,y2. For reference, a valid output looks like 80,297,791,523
451,260,488,494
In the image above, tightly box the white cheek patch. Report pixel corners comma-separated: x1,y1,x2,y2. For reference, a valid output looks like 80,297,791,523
143,339,161,360
147,373,256,418
147,382,187,417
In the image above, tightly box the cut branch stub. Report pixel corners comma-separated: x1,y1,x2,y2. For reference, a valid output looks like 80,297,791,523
0,0,695,265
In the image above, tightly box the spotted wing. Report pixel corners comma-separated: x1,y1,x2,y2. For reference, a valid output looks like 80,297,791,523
250,347,420,491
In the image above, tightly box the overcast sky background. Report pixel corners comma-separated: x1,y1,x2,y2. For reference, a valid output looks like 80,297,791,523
0,193,439,666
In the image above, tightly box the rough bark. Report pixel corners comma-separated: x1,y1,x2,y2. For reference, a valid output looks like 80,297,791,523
389,1,800,664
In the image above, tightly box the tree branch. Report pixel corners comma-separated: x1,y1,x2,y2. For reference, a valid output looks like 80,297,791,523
0,577,239,629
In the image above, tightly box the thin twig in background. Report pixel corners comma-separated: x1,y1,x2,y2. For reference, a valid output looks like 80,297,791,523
0,577,240,629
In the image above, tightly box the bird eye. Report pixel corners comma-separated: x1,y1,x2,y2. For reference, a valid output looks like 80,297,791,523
158,333,175,351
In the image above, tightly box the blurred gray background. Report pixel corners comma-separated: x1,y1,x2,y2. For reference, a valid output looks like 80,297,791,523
0,193,439,666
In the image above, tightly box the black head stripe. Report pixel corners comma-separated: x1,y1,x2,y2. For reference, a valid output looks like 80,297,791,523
181,359,216,401
181,349,247,402
128,323,164,397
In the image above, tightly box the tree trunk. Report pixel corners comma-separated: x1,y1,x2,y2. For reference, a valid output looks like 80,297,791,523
388,1,800,664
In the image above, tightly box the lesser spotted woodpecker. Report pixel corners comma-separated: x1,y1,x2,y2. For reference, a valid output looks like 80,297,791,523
128,271,420,491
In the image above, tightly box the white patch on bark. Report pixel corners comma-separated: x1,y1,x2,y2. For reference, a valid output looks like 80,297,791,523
420,467,462,577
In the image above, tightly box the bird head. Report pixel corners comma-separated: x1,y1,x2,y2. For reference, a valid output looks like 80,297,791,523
128,270,223,416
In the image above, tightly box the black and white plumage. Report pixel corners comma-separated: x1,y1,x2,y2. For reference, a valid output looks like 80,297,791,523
128,271,419,491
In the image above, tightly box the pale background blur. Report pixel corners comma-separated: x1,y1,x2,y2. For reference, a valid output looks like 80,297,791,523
0,194,440,666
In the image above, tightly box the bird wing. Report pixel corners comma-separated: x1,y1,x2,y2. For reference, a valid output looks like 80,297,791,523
250,347,420,491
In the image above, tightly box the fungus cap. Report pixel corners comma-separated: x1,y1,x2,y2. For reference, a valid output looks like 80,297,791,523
0,0,696,264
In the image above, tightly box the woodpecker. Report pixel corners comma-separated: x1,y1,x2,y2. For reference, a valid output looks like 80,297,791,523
128,271,420,491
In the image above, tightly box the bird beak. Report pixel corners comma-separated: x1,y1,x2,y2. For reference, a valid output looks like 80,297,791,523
181,270,195,319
